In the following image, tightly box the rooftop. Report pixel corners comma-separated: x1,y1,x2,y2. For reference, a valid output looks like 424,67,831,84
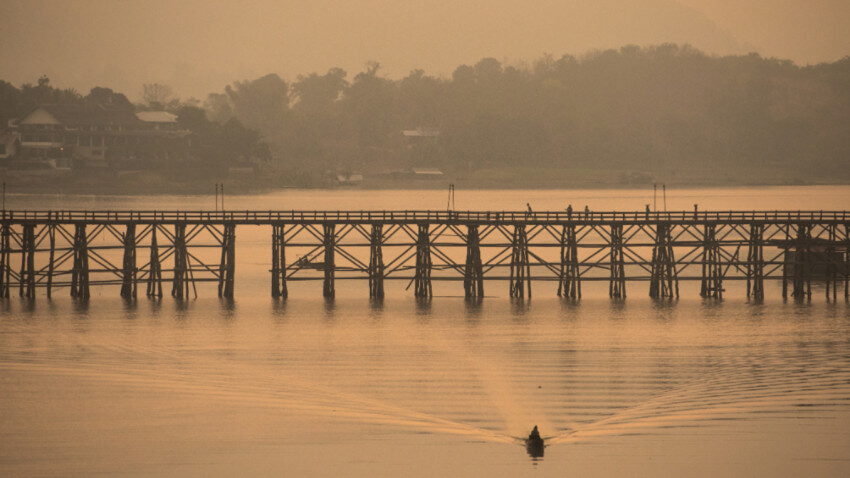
136,111,178,123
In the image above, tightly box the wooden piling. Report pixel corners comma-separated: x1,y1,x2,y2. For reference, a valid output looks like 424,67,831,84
368,224,385,299
323,223,335,298
70,224,90,299
46,225,55,298
414,224,432,298
271,224,288,299
218,224,236,299
146,226,162,298
558,224,581,299
826,224,837,301
19,224,35,298
791,223,811,300
464,224,484,298
845,223,850,300
649,222,678,298
509,224,531,298
120,223,136,298
0,221,8,298
609,224,626,298
700,224,723,299
171,223,188,299
649,222,679,299
747,224,765,300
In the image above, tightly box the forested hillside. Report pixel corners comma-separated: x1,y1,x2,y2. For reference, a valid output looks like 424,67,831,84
3,44,849,187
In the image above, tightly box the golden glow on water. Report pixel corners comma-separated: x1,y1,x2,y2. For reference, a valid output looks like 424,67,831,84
2,297,849,476
1,188,850,476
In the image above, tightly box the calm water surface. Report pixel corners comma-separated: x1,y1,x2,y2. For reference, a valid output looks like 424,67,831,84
1,187,849,477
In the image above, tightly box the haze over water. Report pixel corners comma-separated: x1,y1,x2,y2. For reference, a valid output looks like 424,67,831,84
1,186,850,477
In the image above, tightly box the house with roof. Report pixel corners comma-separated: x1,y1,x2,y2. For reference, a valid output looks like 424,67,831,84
12,104,192,168
136,111,180,131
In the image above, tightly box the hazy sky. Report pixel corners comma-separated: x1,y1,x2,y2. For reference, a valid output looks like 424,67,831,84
1,0,848,100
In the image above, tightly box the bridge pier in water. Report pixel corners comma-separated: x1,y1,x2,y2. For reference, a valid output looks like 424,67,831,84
649,222,679,299
120,223,136,298
323,224,335,299
791,223,812,300
46,225,55,298
700,224,723,299
0,222,10,298
609,224,626,299
218,224,236,299
414,224,432,298
746,224,765,300
70,224,90,299
464,224,484,299
146,225,163,298
825,224,838,301
368,224,385,299
509,225,531,298
170,223,191,300
558,225,580,299
271,224,288,299
19,224,36,299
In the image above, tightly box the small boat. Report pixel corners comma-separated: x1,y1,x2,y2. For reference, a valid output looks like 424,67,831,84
525,426,545,458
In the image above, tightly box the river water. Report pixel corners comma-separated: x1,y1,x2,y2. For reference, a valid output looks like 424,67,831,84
1,186,849,477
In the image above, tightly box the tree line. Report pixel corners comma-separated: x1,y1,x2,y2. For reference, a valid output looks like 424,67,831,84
206,45,850,183
3,44,849,184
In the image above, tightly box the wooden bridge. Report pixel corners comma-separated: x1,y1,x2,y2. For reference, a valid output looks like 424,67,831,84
1,209,849,301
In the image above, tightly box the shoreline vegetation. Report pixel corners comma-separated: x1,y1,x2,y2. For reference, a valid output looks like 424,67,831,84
2,44,848,196
0,165,829,197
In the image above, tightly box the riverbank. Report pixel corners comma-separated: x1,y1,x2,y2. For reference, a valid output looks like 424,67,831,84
0,165,838,196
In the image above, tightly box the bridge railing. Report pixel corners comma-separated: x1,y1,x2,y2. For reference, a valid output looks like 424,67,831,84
0,209,848,223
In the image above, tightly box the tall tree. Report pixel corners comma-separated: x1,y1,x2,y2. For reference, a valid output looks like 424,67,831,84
142,83,174,110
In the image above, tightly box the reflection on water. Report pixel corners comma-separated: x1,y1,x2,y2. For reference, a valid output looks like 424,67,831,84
1,295,848,477
1,188,850,477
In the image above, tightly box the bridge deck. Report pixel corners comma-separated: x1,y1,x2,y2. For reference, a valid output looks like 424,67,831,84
2,209,849,225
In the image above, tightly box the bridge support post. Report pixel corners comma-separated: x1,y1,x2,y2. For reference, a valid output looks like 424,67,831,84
414,224,432,298
782,224,790,299
171,223,189,299
510,224,531,298
826,224,838,301
369,224,384,299
323,224,335,298
558,224,581,299
0,221,9,298
70,224,90,299
120,223,136,298
147,226,163,298
19,224,36,299
609,224,626,298
47,225,55,298
747,224,765,300
700,224,723,299
464,224,484,298
272,224,288,299
845,224,850,300
650,222,679,298
218,224,236,299
791,223,811,300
